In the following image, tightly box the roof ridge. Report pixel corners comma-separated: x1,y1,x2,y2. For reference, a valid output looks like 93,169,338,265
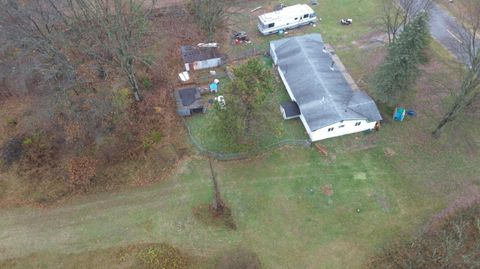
293,37,344,118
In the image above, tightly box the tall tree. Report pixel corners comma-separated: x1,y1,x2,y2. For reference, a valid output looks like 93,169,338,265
372,12,430,105
62,0,156,101
432,0,480,136
232,58,274,137
0,0,77,93
189,0,230,42
380,0,432,43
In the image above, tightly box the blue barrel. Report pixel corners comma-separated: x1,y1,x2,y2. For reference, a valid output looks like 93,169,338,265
407,110,416,116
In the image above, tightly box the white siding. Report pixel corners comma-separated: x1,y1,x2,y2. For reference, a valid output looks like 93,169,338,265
274,60,379,142
190,58,223,70
309,120,377,141
270,44,278,64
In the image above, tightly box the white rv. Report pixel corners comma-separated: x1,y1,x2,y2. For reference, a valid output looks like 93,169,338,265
257,4,317,35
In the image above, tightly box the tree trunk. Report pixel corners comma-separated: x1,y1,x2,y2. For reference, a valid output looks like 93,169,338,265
125,62,141,102
209,159,224,214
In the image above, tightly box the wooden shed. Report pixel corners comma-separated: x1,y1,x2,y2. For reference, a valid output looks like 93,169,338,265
180,45,225,71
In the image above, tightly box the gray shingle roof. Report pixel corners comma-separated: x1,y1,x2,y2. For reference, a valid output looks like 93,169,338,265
271,34,382,131
180,45,221,63
281,101,301,117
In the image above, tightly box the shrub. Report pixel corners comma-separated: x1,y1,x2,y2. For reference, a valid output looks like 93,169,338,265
22,137,33,146
139,76,153,91
136,244,189,269
67,157,98,190
367,201,480,269
142,130,162,150
6,118,17,126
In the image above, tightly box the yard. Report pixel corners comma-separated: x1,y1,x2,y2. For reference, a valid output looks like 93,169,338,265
0,146,448,268
1,0,479,268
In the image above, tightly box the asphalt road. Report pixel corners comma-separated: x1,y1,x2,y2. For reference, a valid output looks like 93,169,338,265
428,2,472,66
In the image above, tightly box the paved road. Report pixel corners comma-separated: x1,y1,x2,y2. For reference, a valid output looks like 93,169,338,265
427,2,472,66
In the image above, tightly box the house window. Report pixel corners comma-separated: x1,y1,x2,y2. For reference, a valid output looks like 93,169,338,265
339,125,345,128
355,122,361,126
303,14,309,19
268,23,275,28
328,127,334,132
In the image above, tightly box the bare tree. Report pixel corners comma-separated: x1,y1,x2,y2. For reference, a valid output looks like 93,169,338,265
60,0,156,101
433,0,480,136
189,0,230,42
209,158,225,214
380,0,432,43
0,0,77,94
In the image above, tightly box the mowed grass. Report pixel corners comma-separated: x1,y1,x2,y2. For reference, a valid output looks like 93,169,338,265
0,145,440,269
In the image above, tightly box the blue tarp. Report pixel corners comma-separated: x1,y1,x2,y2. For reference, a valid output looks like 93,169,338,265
210,83,218,93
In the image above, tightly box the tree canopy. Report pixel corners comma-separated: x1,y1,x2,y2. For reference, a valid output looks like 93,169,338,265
372,12,430,105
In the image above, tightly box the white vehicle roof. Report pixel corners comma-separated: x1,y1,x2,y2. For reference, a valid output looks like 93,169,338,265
259,4,314,24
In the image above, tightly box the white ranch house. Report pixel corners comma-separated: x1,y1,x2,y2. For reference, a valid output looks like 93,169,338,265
270,34,382,141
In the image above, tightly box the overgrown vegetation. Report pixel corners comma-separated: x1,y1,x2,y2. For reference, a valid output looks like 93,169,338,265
189,0,230,41
432,0,480,136
0,0,188,204
372,12,431,105
367,200,480,268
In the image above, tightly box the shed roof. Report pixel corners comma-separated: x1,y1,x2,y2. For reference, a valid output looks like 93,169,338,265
281,101,301,118
174,87,205,116
181,45,221,64
271,34,382,131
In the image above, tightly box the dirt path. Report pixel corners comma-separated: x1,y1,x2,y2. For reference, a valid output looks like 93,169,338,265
0,160,212,261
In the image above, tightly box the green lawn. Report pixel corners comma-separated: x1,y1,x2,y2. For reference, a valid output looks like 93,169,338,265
184,58,307,155
0,144,444,269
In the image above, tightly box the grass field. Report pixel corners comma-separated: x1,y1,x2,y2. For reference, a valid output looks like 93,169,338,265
0,146,441,268
1,0,480,268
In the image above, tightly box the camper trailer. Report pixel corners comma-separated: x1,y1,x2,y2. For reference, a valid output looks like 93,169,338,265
257,4,317,35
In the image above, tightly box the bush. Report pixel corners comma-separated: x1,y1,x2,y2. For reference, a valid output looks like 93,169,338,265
22,137,33,146
367,201,480,269
142,130,162,150
139,76,153,91
67,157,98,190
136,244,189,269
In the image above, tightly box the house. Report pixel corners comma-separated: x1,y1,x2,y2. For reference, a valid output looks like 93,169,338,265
270,33,382,141
180,45,225,71
174,87,207,116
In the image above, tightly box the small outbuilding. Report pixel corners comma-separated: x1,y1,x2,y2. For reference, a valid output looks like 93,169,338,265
174,87,206,117
280,101,301,120
180,45,225,71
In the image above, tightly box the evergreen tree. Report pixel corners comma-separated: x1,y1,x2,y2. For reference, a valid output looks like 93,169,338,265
372,12,431,105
